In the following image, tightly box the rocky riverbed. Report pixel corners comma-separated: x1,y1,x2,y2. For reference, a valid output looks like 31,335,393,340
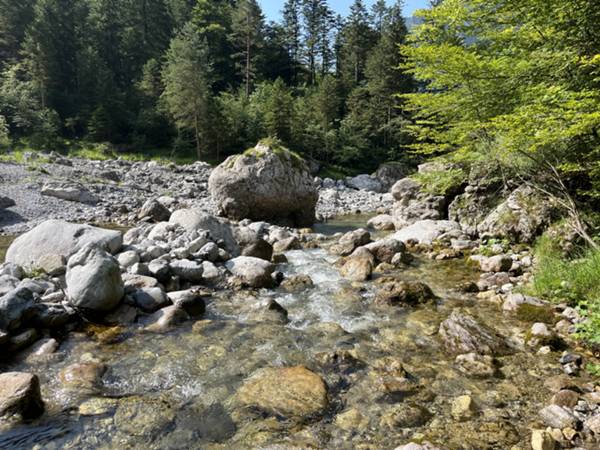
1,150,600,449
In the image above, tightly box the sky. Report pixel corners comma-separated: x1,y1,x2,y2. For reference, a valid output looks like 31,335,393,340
259,0,430,23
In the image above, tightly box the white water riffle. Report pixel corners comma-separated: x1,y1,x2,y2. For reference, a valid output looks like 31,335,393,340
270,248,388,333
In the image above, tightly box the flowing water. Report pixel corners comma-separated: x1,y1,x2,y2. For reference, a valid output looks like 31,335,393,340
0,217,578,449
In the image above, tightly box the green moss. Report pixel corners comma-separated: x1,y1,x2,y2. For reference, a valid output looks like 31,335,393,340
242,138,306,171
515,303,556,324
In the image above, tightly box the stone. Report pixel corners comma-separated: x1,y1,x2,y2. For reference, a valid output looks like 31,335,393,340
144,305,189,332
208,142,318,226
367,214,396,231
6,220,122,271
147,258,170,282
167,289,207,316
225,256,275,288
29,303,73,328
138,198,171,222
331,228,371,256
375,162,410,191
455,353,497,378
9,328,39,351
375,280,436,306
0,372,44,421
41,183,98,204
335,408,369,431
272,236,300,253
365,238,407,264
502,293,546,312
195,242,220,262
539,404,577,429
241,239,273,261
394,443,442,450
479,255,513,273
339,247,374,281
531,430,556,450
280,274,314,293
169,209,239,255
237,366,328,419
439,309,510,355
66,244,124,313
132,287,170,313
380,404,431,428
585,413,600,435
551,390,580,409
0,287,36,331
0,196,16,209
169,259,204,283
392,220,462,246
451,395,477,420
346,174,382,192
59,362,107,390
113,396,175,437
117,251,140,268
122,273,159,291
478,185,557,243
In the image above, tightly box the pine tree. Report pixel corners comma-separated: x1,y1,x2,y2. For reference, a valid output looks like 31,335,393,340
282,0,302,83
339,0,377,87
161,23,213,158
0,0,35,66
230,0,264,98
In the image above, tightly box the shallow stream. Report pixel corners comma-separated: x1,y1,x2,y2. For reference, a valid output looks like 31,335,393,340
0,217,579,449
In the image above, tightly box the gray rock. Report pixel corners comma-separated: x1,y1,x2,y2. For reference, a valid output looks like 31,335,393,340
167,289,207,316
346,174,382,192
479,254,513,273
169,209,239,255
0,196,16,209
6,220,122,271
242,239,273,261
375,162,411,191
208,142,318,226
117,250,140,268
144,305,189,332
331,228,371,256
196,242,220,262
539,404,577,429
439,309,510,355
364,238,406,264
0,274,20,296
132,287,170,313
225,256,275,288
41,183,98,204
66,244,124,313
0,262,24,279
367,214,396,231
340,247,375,282
138,198,171,222
0,372,44,421
0,288,36,331
148,258,170,282
169,259,204,283
502,293,545,312
392,220,461,246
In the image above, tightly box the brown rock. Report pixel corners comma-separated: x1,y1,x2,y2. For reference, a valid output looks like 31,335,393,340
0,372,44,421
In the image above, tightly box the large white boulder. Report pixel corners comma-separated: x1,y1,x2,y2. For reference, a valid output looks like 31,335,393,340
6,220,122,271
392,220,461,245
225,256,275,288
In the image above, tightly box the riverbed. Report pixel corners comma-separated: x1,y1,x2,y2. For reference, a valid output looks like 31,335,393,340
0,217,590,449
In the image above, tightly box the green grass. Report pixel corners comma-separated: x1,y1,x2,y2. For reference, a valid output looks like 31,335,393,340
530,234,600,344
317,163,362,180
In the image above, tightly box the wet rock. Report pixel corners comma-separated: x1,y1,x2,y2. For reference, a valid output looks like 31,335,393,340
374,279,436,306
539,404,578,429
272,236,300,253
225,256,275,288
0,287,36,331
280,274,314,292
66,244,124,313
9,328,39,351
365,238,407,264
551,390,580,409
380,404,431,428
478,254,513,273
114,396,175,437
167,289,207,316
339,247,374,281
6,220,122,271
132,287,170,313
169,259,204,283
0,372,44,421
334,408,369,431
242,239,273,261
208,142,318,227
330,228,371,256
144,305,189,332
138,198,171,222
455,353,497,378
369,357,418,394
451,395,477,420
59,362,107,390
104,304,138,325
237,366,328,419
531,430,556,450
41,183,98,204
439,310,510,355
79,397,118,416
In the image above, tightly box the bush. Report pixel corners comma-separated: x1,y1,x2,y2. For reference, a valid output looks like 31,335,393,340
531,234,600,343
412,168,465,196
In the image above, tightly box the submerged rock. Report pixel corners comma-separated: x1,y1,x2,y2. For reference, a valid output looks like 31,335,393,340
374,280,435,306
209,141,318,226
237,366,328,419
439,310,510,355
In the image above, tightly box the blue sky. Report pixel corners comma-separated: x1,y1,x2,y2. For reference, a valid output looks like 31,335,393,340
259,1,430,22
